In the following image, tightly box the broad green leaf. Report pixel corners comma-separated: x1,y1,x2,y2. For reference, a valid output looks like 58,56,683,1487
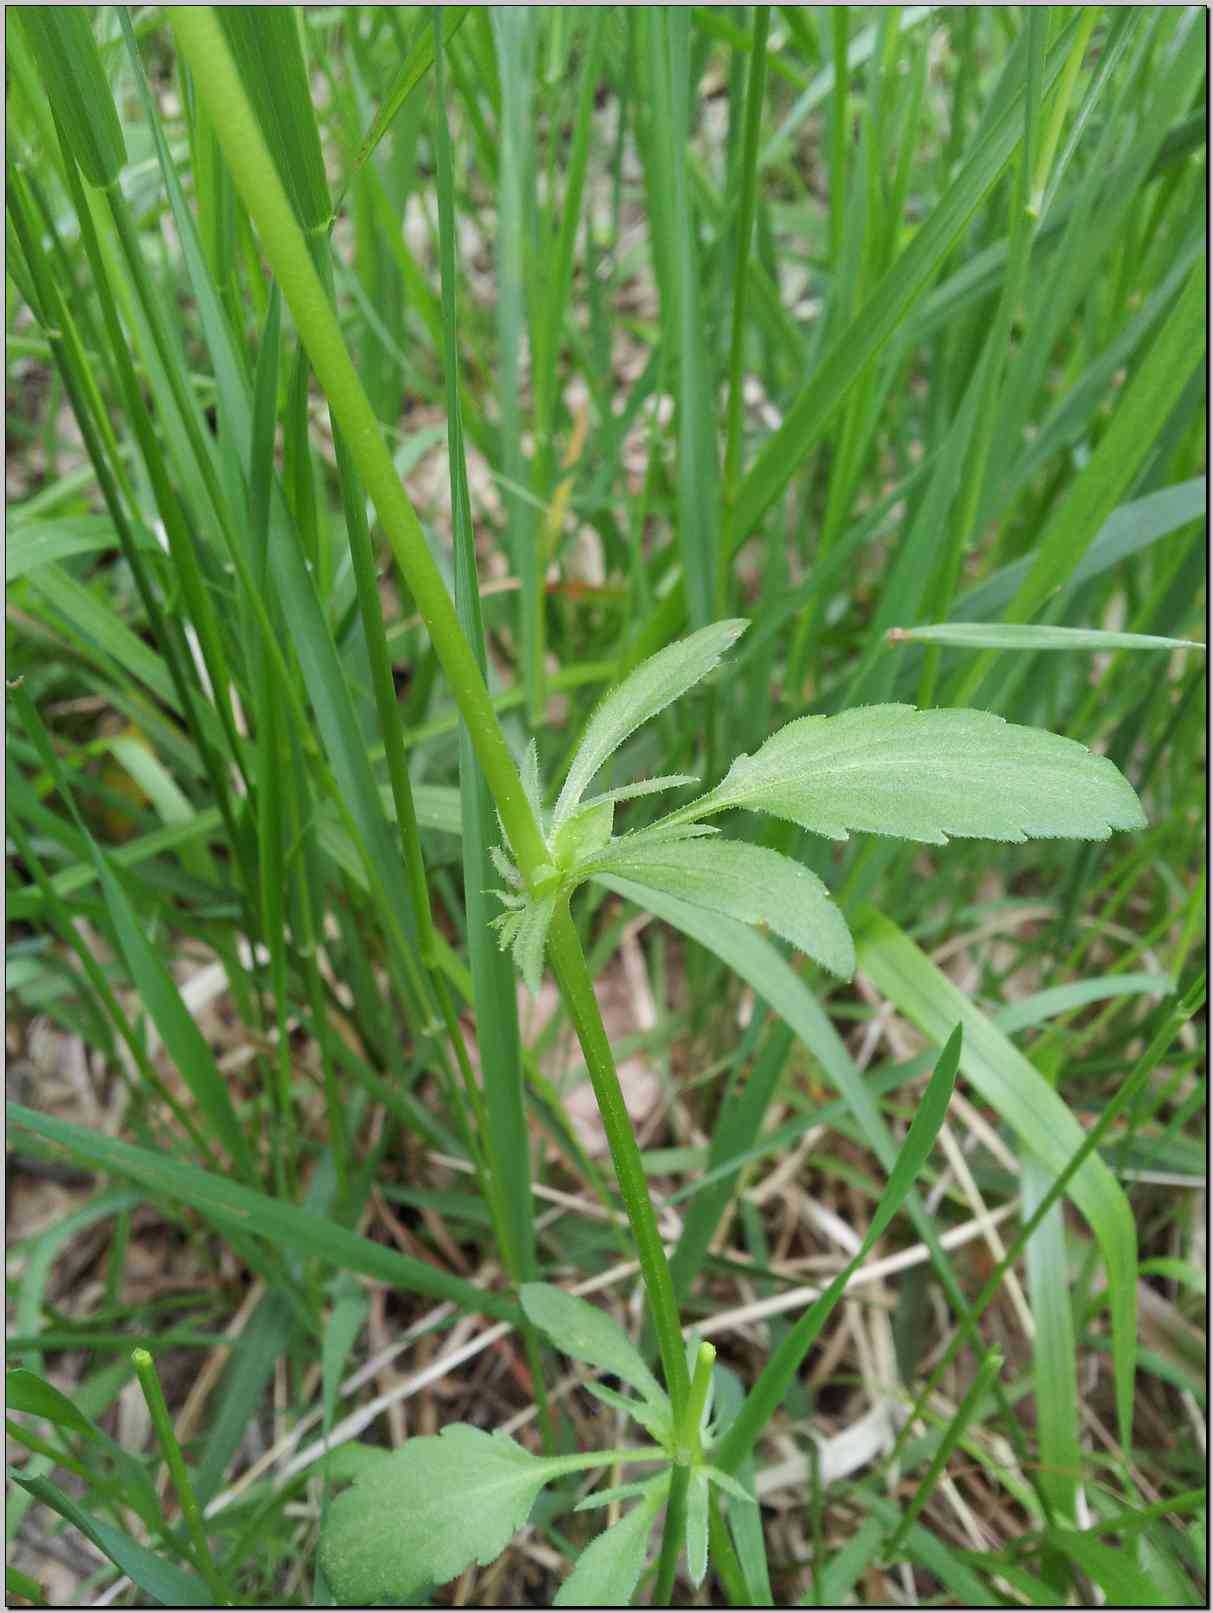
496,890,558,997
15,7,126,186
588,836,854,979
555,1478,668,1608
5,1369,96,1439
685,705,1145,845
888,622,1205,653
320,1424,554,1604
552,621,748,830
6,1103,519,1325
9,1473,211,1607
521,1283,666,1406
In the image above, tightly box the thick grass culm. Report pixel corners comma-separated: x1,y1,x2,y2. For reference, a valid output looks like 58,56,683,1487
5,6,1206,1608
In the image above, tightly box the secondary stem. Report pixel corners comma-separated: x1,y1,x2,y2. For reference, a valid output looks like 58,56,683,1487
172,6,690,1419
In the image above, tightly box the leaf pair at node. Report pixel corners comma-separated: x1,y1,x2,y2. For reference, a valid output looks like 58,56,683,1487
319,1282,752,1607
492,620,1145,993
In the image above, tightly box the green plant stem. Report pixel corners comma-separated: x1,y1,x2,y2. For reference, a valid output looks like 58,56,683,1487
655,1338,716,1604
652,1461,691,1605
131,1348,230,1603
719,3,770,611
545,902,690,1420
169,7,546,883
884,1349,1004,1559
172,4,689,1418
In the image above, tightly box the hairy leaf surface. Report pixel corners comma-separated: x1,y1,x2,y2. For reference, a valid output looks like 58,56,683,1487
553,621,747,829
521,1283,666,1406
320,1424,552,1604
685,704,1146,843
588,836,855,978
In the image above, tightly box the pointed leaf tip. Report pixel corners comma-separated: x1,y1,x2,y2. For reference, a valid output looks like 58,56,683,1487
553,621,748,829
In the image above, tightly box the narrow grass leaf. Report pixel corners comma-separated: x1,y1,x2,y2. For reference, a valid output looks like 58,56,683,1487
15,7,125,186
890,623,1205,654
715,1026,962,1474
6,516,150,581
1045,1530,1186,1608
6,1103,519,1325
854,911,1138,1446
951,480,1207,623
342,8,469,200
6,1370,96,1440
9,1473,212,1608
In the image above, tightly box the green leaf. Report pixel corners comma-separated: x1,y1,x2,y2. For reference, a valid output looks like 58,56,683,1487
320,1424,554,1604
342,8,470,201
15,7,126,186
554,1477,668,1607
854,912,1138,1447
5,1565,45,1606
589,836,854,979
685,1469,710,1586
5,1369,96,1439
685,705,1145,844
703,1466,756,1508
520,1283,667,1406
579,775,701,813
5,1103,519,1325
1045,1529,1184,1607
888,622,1205,653
716,1024,963,1474
552,621,748,830
583,1382,675,1447
5,516,152,581
9,1473,212,1607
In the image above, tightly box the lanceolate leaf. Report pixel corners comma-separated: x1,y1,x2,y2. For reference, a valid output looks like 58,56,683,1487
683,704,1145,844
588,836,855,979
320,1425,554,1604
552,621,747,830
9,1474,212,1608
521,1283,667,1407
888,622,1205,653
554,1476,668,1608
